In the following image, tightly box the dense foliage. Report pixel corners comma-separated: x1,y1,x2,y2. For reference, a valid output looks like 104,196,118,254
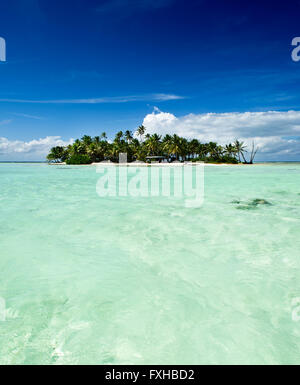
47,125,256,164
66,154,92,165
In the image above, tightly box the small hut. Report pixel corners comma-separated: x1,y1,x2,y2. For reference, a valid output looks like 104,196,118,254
146,156,166,163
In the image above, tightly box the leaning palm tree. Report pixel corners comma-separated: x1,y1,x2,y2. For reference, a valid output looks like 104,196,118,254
234,140,247,163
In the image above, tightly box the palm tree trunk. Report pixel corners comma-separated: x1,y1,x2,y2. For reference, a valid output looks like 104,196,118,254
241,152,248,163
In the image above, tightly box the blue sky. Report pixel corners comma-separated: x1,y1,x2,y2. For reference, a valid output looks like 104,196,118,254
0,0,300,160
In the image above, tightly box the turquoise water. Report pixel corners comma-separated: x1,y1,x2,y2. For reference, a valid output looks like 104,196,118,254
0,162,300,364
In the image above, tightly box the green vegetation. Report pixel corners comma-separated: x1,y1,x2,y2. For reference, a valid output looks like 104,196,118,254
47,126,258,164
66,154,92,165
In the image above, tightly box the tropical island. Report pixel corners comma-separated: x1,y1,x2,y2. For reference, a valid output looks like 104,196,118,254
47,125,258,165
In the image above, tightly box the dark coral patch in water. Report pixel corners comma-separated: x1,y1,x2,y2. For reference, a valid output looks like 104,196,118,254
232,198,272,210
231,200,241,204
250,199,272,206
236,205,256,210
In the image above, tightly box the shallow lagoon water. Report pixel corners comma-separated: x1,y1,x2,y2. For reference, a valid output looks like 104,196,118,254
0,163,300,364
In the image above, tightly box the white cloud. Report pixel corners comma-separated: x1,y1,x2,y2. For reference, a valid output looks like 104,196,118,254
142,109,300,160
13,113,43,120
0,94,184,104
0,136,74,161
0,119,12,125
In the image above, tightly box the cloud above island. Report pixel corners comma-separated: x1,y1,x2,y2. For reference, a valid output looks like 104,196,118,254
1,109,300,161
0,136,74,161
143,109,300,160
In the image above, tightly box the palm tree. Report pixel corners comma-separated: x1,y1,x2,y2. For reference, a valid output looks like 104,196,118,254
198,143,209,159
166,134,182,160
81,135,92,147
125,130,133,144
178,137,188,161
162,135,173,161
162,134,172,143
225,143,235,157
109,143,121,162
207,142,218,158
114,131,123,143
234,140,247,163
188,139,200,160
94,136,100,144
101,132,107,141
136,125,146,142
87,141,107,162
73,139,86,154
130,138,147,161
46,146,66,163
145,134,161,155
87,143,97,162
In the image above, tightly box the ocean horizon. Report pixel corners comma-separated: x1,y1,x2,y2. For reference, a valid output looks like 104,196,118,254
1,160,300,164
